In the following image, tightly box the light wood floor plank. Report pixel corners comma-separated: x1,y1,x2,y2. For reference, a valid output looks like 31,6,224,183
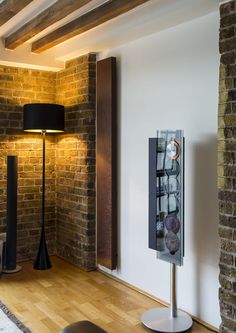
0,257,215,333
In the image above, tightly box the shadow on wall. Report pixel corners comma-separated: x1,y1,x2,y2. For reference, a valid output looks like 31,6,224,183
191,135,219,318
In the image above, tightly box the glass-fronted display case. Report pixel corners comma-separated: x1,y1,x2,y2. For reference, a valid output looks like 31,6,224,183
149,130,184,266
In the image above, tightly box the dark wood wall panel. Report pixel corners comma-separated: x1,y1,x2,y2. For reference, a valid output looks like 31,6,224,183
97,57,117,270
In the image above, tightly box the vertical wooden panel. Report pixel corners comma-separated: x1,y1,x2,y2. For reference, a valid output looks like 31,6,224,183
97,57,117,270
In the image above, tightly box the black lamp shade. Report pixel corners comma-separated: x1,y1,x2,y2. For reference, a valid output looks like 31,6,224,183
23,103,64,133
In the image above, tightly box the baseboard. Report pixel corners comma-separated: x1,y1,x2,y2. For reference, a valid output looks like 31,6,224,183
97,268,219,333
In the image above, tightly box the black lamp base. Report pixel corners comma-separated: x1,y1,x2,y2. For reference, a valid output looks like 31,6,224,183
34,228,52,270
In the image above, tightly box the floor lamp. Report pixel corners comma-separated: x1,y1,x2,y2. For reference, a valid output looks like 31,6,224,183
23,103,64,270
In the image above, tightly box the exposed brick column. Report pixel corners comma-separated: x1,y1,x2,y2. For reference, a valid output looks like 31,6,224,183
55,54,96,271
218,1,236,332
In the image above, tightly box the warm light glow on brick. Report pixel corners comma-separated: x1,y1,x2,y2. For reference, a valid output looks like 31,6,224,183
0,54,96,271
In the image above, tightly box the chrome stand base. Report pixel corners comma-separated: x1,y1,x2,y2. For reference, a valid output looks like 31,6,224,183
141,307,193,333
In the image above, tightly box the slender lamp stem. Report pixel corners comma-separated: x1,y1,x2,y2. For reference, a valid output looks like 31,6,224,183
33,130,51,270
42,130,46,231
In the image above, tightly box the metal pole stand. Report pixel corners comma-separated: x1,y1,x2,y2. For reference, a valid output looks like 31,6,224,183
33,131,51,270
141,264,193,332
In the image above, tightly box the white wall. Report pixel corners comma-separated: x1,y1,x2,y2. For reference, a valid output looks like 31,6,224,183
98,11,220,328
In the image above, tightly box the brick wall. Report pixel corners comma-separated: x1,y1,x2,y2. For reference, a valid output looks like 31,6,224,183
0,66,56,260
218,2,236,332
55,54,96,271
0,54,96,270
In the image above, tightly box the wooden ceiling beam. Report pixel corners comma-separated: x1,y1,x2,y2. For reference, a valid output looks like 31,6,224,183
0,0,33,26
31,0,150,53
5,0,92,50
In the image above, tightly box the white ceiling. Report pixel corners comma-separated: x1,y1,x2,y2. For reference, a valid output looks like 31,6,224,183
0,0,220,71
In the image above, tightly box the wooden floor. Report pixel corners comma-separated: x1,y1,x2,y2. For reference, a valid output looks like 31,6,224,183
0,257,214,333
